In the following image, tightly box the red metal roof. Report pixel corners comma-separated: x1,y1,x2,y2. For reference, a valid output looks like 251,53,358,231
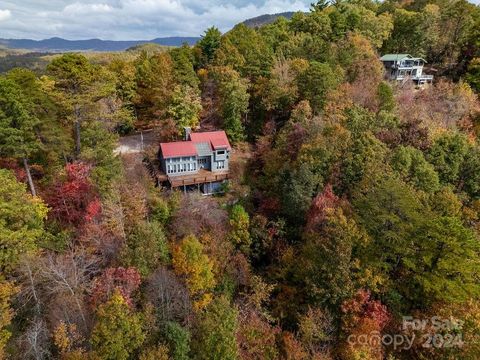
160,141,197,158
190,131,231,150
160,131,231,158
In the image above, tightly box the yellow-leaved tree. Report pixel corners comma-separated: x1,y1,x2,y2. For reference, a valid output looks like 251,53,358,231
172,235,216,309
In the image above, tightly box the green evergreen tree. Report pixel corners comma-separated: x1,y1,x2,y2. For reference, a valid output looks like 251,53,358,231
0,76,42,195
198,27,222,67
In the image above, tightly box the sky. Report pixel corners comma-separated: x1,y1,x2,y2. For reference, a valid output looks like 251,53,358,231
0,0,312,40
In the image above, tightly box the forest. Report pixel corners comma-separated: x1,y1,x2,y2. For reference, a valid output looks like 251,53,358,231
1,0,480,359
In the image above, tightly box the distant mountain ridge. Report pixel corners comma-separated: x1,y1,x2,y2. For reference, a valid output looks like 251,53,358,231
242,12,296,28
0,12,297,52
0,37,200,52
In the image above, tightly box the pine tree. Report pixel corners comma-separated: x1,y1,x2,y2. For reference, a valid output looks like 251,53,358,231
0,76,42,195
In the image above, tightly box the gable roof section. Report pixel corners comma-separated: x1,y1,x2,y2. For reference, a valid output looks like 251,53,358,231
190,131,231,150
380,54,412,61
160,141,197,158
195,142,213,156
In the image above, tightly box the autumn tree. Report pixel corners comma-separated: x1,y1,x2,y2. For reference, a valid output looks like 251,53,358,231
0,169,47,272
91,267,141,308
172,235,216,309
108,58,137,133
0,278,17,359
212,67,250,143
216,23,273,78
390,145,440,193
192,296,239,360
298,61,341,114
47,162,100,227
229,204,251,253
121,221,169,277
340,290,389,360
237,310,279,360
261,57,306,117
466,57,480,93
167,85,202,130
52,321,85,358
134,51,174,123
139,344,170,360
297,185,365,309
91,290,145,360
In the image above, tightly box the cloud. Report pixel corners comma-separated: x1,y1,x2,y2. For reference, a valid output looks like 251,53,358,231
0,9,11,21
0,0,311,40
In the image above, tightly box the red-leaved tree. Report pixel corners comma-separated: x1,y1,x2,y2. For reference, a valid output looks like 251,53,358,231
305,184,339,232
340,289,390,360
47,162,101,226
90,267,141,308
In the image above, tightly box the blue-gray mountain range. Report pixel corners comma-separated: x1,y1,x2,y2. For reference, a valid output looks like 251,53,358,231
0,12,295,52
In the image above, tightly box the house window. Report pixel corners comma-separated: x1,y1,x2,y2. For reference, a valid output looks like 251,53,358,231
217,150,225,155
198,158,207,164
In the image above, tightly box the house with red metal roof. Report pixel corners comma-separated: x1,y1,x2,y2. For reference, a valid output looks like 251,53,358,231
159,129,231,178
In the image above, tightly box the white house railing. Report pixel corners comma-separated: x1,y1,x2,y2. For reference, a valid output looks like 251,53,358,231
395,74,434,82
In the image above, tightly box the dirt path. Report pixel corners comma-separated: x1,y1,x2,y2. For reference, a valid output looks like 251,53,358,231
114,130,157,155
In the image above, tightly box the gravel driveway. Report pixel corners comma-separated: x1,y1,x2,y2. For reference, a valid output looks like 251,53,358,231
114,130,157,155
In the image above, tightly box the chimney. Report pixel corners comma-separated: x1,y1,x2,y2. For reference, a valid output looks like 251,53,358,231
183,127,191,141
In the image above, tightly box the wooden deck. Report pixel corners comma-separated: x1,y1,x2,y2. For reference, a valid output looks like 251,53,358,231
158,168,229,188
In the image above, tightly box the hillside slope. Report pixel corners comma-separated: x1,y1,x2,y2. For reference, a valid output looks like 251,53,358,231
242,12,296,28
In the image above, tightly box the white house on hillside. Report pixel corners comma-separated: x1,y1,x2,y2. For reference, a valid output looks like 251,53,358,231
380,54,434,84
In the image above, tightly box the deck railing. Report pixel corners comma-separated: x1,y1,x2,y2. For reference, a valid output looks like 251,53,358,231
168,172,229,187
395,74,434,82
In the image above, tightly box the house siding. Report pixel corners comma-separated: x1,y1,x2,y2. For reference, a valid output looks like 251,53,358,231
211,149,229,172
162,156,198,176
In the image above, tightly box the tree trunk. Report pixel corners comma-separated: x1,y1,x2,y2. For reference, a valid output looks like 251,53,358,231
23,157,37,197
74,119,81,157
25,261,41,315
